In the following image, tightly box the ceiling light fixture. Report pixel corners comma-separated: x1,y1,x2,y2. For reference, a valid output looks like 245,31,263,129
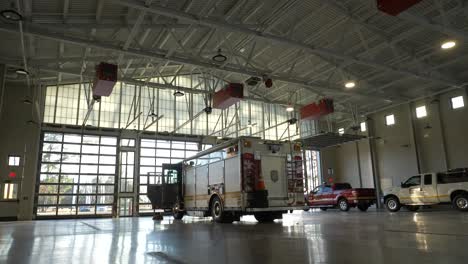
173,91,184,97
15,68,29,75
239,47,246,53
345,81,356,89
441,40,456,50
286,105,294,112
23,98,32,104
212,49,227,62
0,9,23,21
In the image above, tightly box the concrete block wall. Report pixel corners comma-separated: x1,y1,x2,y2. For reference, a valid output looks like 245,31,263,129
321,90,468,192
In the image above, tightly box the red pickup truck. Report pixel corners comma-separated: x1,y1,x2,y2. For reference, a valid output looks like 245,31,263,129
306,183,376,211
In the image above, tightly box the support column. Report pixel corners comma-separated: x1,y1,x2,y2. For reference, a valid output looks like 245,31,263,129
355,141,363,188
433,97,449,170
368,117,383,208
408,103,421,173
0,64,6,119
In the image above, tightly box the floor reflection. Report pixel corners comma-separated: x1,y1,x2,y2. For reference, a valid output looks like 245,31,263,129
2,210,468,263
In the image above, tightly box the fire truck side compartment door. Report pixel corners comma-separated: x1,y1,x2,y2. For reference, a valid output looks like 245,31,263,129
261,155,288,204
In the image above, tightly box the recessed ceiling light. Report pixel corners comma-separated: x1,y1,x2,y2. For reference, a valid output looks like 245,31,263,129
441,40,456,50
15,68,29,75
345,81,356,89
0,9,23,21
173,91,184,97
286,105,294,112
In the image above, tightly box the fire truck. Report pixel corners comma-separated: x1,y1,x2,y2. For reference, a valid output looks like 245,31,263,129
147,137,306,223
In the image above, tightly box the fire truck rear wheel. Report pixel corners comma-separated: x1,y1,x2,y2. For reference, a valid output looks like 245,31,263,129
211,196,233,223
357,203,370,212
173,210,185,220
254,212,275,223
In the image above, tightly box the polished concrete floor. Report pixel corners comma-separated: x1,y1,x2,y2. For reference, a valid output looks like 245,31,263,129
1,208,468,264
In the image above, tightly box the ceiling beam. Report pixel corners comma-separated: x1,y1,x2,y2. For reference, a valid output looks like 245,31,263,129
400,11,468,42
0,22,388,101
110,0,461,87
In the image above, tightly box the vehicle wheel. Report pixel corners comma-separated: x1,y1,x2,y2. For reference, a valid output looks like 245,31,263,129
405,205,420,212
453,194,468,212
172,203,185,220
357,203,369,212
385,196,401,212
338,198,350,212
319,207,327,211
303,207,310,212
254,212,275,223
211,196,233,223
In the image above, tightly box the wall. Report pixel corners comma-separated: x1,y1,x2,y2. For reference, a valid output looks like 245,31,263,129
0,75,41,220
321,139,374,189
321,89,468,193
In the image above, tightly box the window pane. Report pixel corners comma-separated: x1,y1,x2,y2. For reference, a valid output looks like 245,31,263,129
97,185,114,194
82,145,99,154
120,139,135,147
59,196,77,205
39,185,58,194
78,196,96,204
62,154,80,163
80,175,97,183
44,133,63,142
83,135,100,144
81,155,99,164
385,114,395,126
60,185,78,194
98,176,115,184
40,174,59,183
140,148,155,156
63,134,81,143
79,185,96,194
416,106,427,118
61,164,79,173
38,196,57,205
99,155,116,164
60,174,79,184
41,164,60,173
63,144,81,153
99,165,116,174
451,96,464,109
100,146,116,155
43,143,62,152
360,122,366,132
101,137,117,145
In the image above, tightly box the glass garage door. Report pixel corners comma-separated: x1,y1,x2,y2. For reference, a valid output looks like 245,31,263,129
138,139,199,213
36,132,117,218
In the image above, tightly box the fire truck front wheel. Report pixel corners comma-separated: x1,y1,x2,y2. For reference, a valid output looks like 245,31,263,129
211,196,233,223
